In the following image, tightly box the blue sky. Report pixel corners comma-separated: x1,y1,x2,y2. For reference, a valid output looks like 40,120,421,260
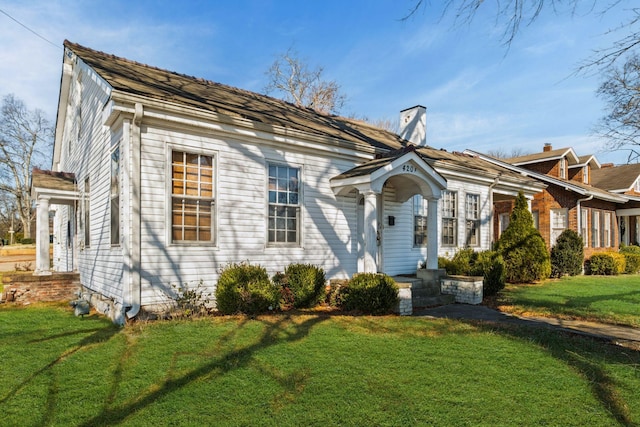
0,0,635,165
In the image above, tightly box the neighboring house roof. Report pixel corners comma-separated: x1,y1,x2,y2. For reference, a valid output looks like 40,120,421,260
505,147,580,166
591,163,640,192
64,41,405,152
464,150,628,203
571,155,601,170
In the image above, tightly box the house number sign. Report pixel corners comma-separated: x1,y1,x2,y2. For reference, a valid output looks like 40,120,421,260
402,164,417,173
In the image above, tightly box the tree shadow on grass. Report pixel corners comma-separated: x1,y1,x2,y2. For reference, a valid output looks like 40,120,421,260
467,319,640,426
78,314,327,427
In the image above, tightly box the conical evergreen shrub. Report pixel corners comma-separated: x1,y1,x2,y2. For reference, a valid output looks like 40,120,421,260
496,191,551,283
550,229,584,277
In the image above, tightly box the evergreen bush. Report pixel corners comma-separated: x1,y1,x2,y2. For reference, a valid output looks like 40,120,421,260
338,273,399,315
470,250,506,297
272,264,326,309
585,253,625,275
550,229,584,278
215,262,280,315
496,191,551,283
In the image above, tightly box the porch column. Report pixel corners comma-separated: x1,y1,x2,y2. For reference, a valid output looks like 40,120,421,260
426,197,439,269
363,190,378,273
34,196,52,275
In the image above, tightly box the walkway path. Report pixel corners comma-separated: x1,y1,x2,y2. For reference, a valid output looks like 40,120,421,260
415,304,640,350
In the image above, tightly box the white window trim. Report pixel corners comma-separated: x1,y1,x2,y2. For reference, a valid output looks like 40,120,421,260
266,161,304,248
413,194,428,247
110,143,121,247
581,208,588,248
550,208,568,247
465,193,480,247
166,144,218,247
441,190,457,247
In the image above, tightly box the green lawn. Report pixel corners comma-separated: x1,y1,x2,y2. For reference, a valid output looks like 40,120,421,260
497,275,640,327
1,304,639,426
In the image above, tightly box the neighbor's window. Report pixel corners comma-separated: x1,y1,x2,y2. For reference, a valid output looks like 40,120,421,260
583,165,589,184
559,158,566,179
550,208,568,246
581,208,588,247
499,212,510,237
413,194,428,247
591,210,600,248
268,164,300,245
604,212,612,247
465,194,480,246
635,178,640,193
441,190,457,246
171,151,215,243
110,145,120,246
532,210,539,230
84,177,90,248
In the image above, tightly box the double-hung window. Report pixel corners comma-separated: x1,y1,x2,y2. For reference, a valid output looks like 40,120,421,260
171,151,215,243
550,208,567,247
581,208,588,247
591,210,600,248
465,194,480,246
413,195,428,247
604,212,612,247
268,164,300,245
441,190,457,246
84,177,90,248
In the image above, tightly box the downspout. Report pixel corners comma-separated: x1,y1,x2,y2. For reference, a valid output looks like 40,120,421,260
126,103,143,319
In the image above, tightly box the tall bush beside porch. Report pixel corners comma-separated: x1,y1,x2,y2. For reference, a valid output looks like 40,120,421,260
496,191,550,283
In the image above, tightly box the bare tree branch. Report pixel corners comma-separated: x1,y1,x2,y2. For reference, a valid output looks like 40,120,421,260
264,48,347,115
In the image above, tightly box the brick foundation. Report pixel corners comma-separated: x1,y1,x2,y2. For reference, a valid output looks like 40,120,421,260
1,272,81,304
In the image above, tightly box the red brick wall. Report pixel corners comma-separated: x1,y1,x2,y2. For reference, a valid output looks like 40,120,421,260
1,272,80,304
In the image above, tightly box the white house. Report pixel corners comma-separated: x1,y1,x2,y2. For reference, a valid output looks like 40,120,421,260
31,41,542,322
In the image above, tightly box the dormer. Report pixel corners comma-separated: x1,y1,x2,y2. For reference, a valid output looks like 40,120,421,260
568,155,600,185
504,144,580,179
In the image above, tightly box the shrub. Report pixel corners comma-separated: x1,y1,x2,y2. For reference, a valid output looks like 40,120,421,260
446,248,477,275
496,191,550,283
470,250,506,297
170,280,211,318
338,273,399,315
622,252,640,274
585,253,625,275
273,264,326,309
437,257,452,271
620,244,640,273
215,262,280,315
550,229,584,278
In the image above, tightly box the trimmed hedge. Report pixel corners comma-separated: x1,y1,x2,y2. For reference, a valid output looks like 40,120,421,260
215,262,280,315
272,264,326,309
585,252,626,275
337,273,399,315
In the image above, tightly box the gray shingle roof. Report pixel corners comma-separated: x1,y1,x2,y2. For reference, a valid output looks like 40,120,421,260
591,163,640,192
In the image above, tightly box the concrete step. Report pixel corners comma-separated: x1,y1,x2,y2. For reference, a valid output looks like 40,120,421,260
413,293,455,309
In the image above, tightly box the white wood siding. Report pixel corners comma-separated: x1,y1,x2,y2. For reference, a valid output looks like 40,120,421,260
137,123,360,306
53,60,126,303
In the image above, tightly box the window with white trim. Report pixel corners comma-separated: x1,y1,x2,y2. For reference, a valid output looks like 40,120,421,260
441,190,457,246
581,208,588,247
635,178,640,192
583,166,589,184
465,194,480,246
532,210,539,230
499,212,510,237
110,145,120,246
171,150,215,243
604,212,612,247
268,164,300,245
550,208,567,246
84,177,90,248
591,210,600,248
559,158,566,179
413,195,428,247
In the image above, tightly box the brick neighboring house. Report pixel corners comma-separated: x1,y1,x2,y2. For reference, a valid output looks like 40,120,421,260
591,163,640,246
466,144,633,258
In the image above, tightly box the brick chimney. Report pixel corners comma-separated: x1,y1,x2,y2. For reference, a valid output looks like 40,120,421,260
543,143,552,152
399,105,427,147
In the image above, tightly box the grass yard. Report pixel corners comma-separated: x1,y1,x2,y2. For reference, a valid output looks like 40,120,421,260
497,275,640,328
1,304,639,426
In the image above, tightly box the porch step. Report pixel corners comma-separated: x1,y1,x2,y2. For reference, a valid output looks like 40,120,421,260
412,293,456,309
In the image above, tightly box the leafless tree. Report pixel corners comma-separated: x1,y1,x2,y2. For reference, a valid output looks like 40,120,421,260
264,48,347,115
486,147,530,159
0,94,52,239
596,54,640,163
